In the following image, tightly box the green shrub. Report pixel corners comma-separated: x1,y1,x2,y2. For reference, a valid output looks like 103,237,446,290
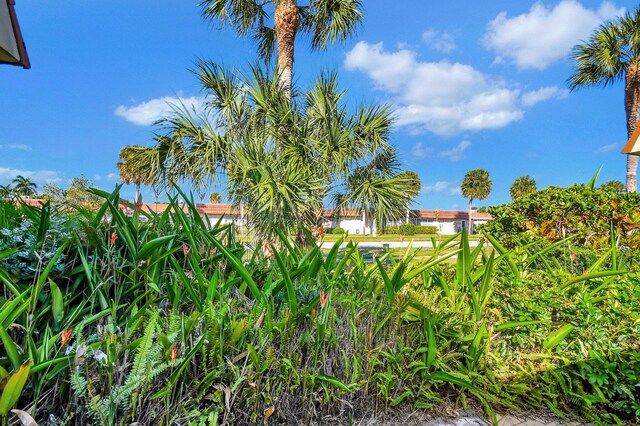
384,225,399,234
398,223,415,235
332,226,345,235
415,225,438,234
483,184,640,249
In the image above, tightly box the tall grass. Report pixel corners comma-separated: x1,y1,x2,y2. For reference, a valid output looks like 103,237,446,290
0,189,638,425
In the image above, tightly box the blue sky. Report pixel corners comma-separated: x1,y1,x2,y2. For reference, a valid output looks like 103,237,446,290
0,0,636,209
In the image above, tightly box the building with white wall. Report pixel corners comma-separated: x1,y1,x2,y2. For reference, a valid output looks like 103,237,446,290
121,203,493,236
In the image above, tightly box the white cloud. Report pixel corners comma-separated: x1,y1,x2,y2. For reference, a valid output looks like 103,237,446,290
411,142,434,159
115,95,206,126
522,86,569,107
423,181,452,193
422,29,457,54
106,173,119,181
483,1,624,70
0,167,65,186
439,140,471,161
345,41,531,135
595,143,619,153
0,144,32,151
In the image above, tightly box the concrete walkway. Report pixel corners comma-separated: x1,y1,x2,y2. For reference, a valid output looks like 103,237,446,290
422,414,585,426
319,240,480,250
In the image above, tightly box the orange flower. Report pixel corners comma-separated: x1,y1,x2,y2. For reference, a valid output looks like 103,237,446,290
134,201,143,212
182,242,190,257
110,230,117,247
61,329,72,347
319,291,329,309
171,346,178,364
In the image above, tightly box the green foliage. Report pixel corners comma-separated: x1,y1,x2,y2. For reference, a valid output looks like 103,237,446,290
386,225,438,235
510,175,537,200
600,180,625,193
1,189,639,424
209,192,221,203
461,169,492,203
331,227,345,235
483,184,640,250
398,223,415,235
41,176,103,209
415,225,438,234
0,201,70,280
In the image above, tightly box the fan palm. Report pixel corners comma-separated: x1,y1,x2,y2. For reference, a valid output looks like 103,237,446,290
461,169,492,235
345,148,419,235
145,63,407,240
510,175,537,200
199,0,363,95
0,184,11,198
568,7,640,192
11,175,37,198
117,145,157,202
398,170,421,224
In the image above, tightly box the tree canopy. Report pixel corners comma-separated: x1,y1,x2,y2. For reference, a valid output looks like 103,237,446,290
510,175,537,200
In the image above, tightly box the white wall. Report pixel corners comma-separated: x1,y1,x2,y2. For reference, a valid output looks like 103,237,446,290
206,214,236,227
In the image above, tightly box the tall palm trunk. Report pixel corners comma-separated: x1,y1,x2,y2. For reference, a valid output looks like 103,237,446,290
135,183,141,203
467,198,473,235
274,0,300,98
361,208,366,235
625,62,640,193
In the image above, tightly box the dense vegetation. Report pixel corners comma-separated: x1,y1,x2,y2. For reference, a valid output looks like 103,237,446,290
483,184,640,251
1,189,639,425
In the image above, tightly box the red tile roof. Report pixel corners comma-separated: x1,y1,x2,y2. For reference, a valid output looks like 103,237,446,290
413,210,492,220
194,203,238,215
322,208,361,218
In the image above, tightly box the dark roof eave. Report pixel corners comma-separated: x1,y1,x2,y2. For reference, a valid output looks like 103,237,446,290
0,0,30,69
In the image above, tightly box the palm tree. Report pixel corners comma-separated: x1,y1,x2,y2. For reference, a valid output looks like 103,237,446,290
461,169,492,235
398,170,421,224
209,192,222,203
345,149,419,235
600,179,625,192
117,145,156,202
11,175,37,198
0,184,12,198
147,65,396,240
198,0,363,95
568,7,640,192
510,175,537,200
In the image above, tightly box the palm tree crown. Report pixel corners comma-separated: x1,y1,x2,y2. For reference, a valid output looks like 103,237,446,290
117,145,157,202
11,175,37,197
510,175,537,200
568,6,640,192
199,0,363,94
461,169,492,234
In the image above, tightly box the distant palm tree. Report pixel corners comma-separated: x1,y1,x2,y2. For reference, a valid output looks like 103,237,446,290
398,170,421,224
461,169,492,235
599,179,625,192
11,175,37,198
0,184,11,198
209,192,221,203
510,175,537,200
198,0,363,95
568,7,640,192
117,145,156,202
